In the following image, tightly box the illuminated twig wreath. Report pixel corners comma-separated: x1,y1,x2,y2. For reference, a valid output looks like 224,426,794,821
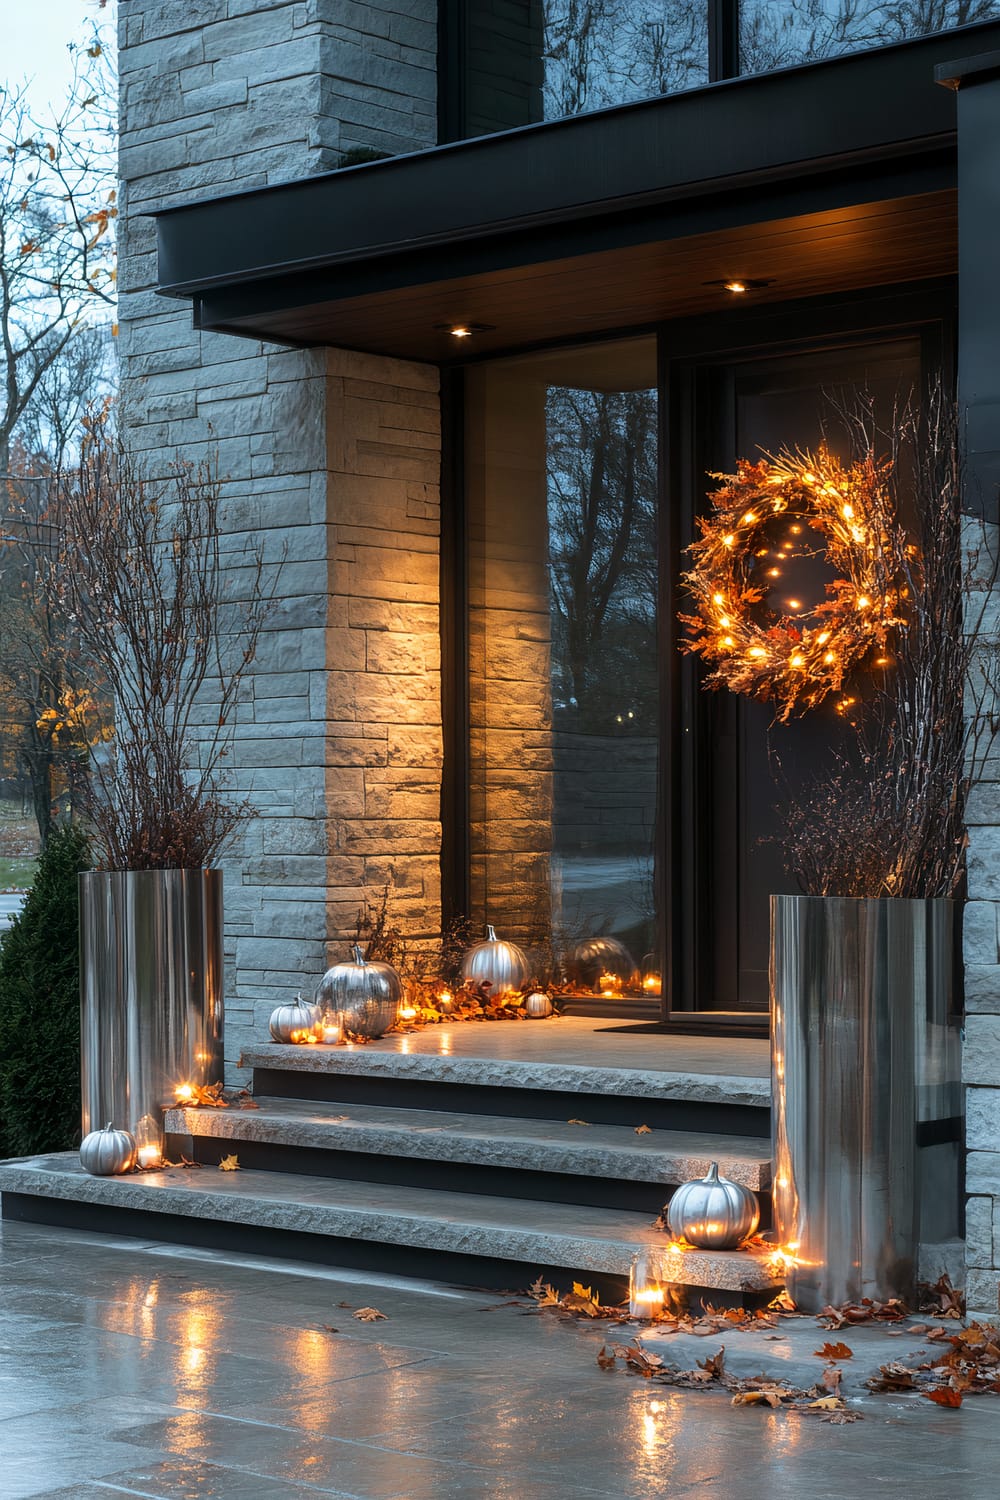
679,448,910,722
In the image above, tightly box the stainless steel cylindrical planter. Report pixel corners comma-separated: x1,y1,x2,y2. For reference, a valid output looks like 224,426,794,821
80,869,224,1138
770,894,959,1314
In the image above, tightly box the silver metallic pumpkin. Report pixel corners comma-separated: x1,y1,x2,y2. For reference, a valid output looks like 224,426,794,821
79,1123,136,1177
460,925,530,995
315,945,402,1039
665,1161,760,1250
566,935,637,988
269,993,321,1042
524,991,553,1018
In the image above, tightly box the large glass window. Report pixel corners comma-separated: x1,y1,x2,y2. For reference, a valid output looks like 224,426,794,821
464,1,708,136
458,0,1000,139
740,0,1000,74
466,339,661,1005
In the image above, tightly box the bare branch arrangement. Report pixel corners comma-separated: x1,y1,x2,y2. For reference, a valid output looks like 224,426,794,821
777,382,1000,899
57,417,278,871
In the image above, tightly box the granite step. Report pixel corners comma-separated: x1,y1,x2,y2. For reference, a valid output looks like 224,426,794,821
243,1045,770,1137
0,1152,782,1301
165,1098,772,1212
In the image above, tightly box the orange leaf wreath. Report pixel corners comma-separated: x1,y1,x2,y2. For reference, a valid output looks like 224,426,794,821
679,447,911,722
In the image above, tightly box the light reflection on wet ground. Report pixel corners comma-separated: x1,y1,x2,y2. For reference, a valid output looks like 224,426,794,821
2,1219,1000,1499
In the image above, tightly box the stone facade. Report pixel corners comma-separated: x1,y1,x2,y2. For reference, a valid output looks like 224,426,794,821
119,0,440,1079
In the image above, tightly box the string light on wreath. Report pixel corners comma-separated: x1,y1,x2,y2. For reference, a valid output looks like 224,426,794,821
679,448,911,722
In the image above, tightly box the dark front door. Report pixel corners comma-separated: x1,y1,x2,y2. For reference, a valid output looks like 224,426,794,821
668,329,926,1017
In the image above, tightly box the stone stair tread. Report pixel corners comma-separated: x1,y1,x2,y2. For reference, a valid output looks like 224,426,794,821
0,1153,780,1289
242,1044,770,1109
166,1097,772,1189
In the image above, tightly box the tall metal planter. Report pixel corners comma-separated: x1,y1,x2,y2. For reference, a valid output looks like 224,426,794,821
770,895,960,1313
80,869,224,1137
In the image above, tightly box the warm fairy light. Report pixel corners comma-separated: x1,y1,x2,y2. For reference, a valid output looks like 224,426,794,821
786,598,802,610
875,656,890,666
790,654,805,668
723,533,735,547
449,325,472,338
816,631,830,644
399,1004,418,1021
856,595,870,609
289,1028,319,1044
823,651,835,664
722,635,734,647
767,567,780,577
724,280,747,293
174,1083,194,1102
748,646,766,659
741,510,757,524
766,1241,806,1277
713,592,725,606
842,503,854,519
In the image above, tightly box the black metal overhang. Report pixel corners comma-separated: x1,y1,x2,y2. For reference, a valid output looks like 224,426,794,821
153,22,1000,360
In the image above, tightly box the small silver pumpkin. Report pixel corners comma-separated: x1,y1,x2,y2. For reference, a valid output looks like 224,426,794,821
79,1123,136,1177
460,925,530,995
315,945,402,1039
566,935,637,988
665,1161,760,1250
270,993,321,1043
524,991,553,1018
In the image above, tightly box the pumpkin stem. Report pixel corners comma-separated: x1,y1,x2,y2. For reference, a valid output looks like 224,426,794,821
705,1161,720,1183
103,1121,113,1131
351,944,367,965
486,925,497,941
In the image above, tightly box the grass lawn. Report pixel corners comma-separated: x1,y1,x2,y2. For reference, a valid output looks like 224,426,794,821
0,802,39,889
0,854,37,889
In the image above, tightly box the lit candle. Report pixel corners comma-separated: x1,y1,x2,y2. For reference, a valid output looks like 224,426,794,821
437,990,454,1013
629,1287,665,1318
137,1144,162,1168
321,1021,342,1045
642,974,661,996
399,1004,418,1022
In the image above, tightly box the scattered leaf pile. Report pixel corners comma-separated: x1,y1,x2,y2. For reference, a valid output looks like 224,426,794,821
819,1276,964,1329
175,1082,260,1111
353,1306,388,1322
596,1343,862,1423
528,1278,787,1331
218,1154,240,1171
867,1321,1000,1408
132,1154,202,1173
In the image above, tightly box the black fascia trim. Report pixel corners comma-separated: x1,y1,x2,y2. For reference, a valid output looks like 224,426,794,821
151,22,997,302
936,47,1000,88
190,147,954,343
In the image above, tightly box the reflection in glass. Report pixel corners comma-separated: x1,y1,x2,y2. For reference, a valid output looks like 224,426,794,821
466,339,659,1001
739,0,1000,75
464,0,708,137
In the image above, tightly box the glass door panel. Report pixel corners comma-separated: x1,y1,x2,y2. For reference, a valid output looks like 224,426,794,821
465,337,662,1012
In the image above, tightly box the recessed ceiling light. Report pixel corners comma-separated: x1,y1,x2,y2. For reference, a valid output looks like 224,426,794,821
434,322,496,338
704,278,774,294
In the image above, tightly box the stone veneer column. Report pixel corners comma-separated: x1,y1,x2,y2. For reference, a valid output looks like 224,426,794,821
942,52,1000,1313
119,0,439,1080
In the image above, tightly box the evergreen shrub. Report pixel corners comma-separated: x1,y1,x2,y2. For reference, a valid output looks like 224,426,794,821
0,823,89,1158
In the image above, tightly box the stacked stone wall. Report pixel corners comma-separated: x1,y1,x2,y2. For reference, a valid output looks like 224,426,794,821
119,0,440,1079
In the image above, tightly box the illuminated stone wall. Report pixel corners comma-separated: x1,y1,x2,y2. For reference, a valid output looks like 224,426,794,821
119,0,441,1080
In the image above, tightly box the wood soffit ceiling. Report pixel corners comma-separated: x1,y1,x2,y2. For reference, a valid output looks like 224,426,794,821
198,191,957,361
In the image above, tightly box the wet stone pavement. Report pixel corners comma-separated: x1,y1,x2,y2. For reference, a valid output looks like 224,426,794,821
1,1220,999,1500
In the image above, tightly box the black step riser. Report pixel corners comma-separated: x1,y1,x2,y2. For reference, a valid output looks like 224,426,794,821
1,1192,774,1309
175,1138,774,1225
250,1068,771,1138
